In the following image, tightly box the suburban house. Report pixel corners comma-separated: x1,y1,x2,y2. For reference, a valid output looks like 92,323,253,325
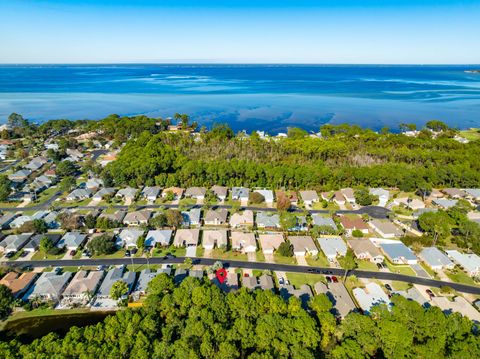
379,242,418,264
174,268,188,284
339,215,369,236
393,197,425,210
231,232,257,253
204,208,228,225
123,210,152,226
253,189,274,205
85,178,104,190
0,233,32,253
212,271,238,293
442,188,467,199
202,229,228,250
24,157,47,171
256,212,280,229
43,211,59,229
0,272,38,298
288,236,318,256
132,269,157,298
412,208,437,219
145,230,172,247
419,247,454,270
432,198,458,209
299,190,319,206
347,239,384,263
353,282,390,314
8,169,31,182
279,284,313,309
231,187,250,202
258,275,275,291
62,270,104,302
92,187,116,201
184,187,207,200
141,186,161,202
9,215,32,229
66,188,92,201
340,188,356,205
57,232,87,251
161,187,184,200
464,188,480,201
368,219,403,238
96,267,136,299
211,185,228,201
99,210,127,224
230,210,254,228
24,271,73,303
242,276,258,290
289,215,308,232
258,234,284,255
115,187,138,202
318,236,347,262
333,191,346,206
0,213,20,229
118,229,145,248
311,215,338,231
314,282,356,319
275,190,298,206
24,233,61,253
173,229,200,247
181,208,201,226
445,250,480,277
369,188,389,207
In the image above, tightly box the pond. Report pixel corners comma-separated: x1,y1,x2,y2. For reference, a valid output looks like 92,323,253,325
0,311,114,344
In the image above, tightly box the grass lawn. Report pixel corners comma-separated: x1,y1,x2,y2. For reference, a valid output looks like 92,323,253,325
92,249,126,259
391,280,413,291
274,253,297,265
420,262,437,278
256,251,265,262
57,198,92,207
445,269,478,286
1,308,92,329
385,261,417,276
286,272,323,288
8,250,25,261
152,246,186,258
210,249,248,261
459,128,480,141
356,260,379,271
196,246,205,257
26,186,59,207
306,253,330,267
0,201,21,208
31,250,66,260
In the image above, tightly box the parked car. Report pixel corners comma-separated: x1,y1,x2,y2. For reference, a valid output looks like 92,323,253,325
70,250,76,256
332,276,338,283
385,284,393,291
125,250,131,257
279,277,285,285
20,251,29,258
426,289,435,299
5,252,15,258
326,276,332,283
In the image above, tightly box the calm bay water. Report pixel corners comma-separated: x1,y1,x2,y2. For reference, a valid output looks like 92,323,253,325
0,64,479,132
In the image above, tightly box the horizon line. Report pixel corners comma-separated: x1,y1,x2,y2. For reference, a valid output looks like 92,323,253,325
1,62,480,66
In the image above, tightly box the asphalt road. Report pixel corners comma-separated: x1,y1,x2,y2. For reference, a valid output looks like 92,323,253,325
6,256,480,295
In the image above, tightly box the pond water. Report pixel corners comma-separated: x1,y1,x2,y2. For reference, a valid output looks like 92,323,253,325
0,311,114,344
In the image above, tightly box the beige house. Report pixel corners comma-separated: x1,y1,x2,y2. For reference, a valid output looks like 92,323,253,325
231,232,257,253
162,187,184,200
173,229,200,247
62,270,104,300
204,208,228,225
299,190,319,205
202,230,228,250
288,236,318,256
258,234,284,255
123,210,152,226
368,219,403,238
229,210,254,228
347,239,384,263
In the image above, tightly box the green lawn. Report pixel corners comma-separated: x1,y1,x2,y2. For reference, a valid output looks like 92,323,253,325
0,201,21,208
209,249,248,261
196,246,205,257
391,280,412,291
420,262,437,278
31,250,66,260
286,272,323,288
151,246,186,258
445,269,478,286
8,250,25,261
92,249,126,259
305,253,330,267
273,253,297,265
385,261,417,276
25,186,59,207
459,128,480,141
356,260,379,271
256,251,265,262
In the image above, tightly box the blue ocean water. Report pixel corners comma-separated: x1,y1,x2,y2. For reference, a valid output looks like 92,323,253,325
0,64,479,132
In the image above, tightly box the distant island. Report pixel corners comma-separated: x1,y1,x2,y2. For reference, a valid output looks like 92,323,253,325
465,70,480,73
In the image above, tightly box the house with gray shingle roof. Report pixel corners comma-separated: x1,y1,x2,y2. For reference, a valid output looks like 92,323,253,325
145,230,172,247
96,267,136,298
57,232,87,250
311,215,338,231
141,186,161,201
256,212,280,229
419,247,454,270
24,271,73,303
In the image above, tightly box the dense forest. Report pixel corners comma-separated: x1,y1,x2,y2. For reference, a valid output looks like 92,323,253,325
0,275,479,358
101,122,480,190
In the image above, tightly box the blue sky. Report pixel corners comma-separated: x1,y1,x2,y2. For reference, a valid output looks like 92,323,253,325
1,0,479,64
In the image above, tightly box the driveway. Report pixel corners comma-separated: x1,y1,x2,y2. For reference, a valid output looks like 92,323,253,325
296,255,308,266
411,264,430,278
247,252,256,262
185,245,197,257
264,253,275,263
